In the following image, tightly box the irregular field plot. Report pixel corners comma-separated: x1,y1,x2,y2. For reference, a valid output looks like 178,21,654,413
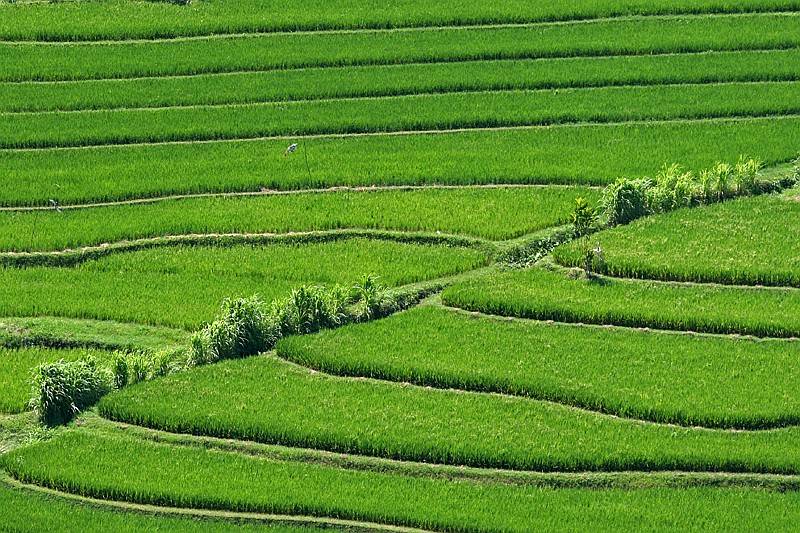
0,238,488,329
6,430,800,532
0,347,112,414
98,356,800,474
441,267,800,338
555,194,800,286
0,187,598,252
6,82,800,149
277,306,800,429
2,0,797,40
3,49,800,113
0,481,312,533
4,117,799,206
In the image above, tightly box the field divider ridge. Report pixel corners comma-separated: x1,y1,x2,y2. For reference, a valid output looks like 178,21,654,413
73,414,800,490
0,183,599,212
0,229,498,268
0,475,432,533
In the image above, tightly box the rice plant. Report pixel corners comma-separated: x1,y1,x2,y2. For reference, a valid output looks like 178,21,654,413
97,356,800,474
277,306,800,429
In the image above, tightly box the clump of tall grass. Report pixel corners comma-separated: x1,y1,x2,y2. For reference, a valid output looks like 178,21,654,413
588,157,800,229
591,157,789,229
188,274,397,366
31,358,113,426
112,349,178,388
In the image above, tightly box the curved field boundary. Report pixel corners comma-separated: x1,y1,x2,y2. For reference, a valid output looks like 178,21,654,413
0,183,595,212
0,477,430,533
275,302,800,430
5,113,799,153
0,229,495,269
2,12,796,45
95,416,800,490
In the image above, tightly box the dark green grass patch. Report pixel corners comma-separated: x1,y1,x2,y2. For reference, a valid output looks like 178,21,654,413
7,431,800,531
441,267,800,338
0,238,488,329
0,187,597,251
0,347,111,414
0,480,314,533
554,194,800,287
5,82,800,149
3,117,799,206
4,49,800,113
99,356,800,474
3,14,800,82
278,306,800,429
2,0,798,40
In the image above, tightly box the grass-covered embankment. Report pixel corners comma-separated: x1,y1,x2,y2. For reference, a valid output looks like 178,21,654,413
98,355,800,474
554,193,800,287
277,306,800,429
6,429,800,532
0,238,488,329
0,187,596,251
3,117,799,206
441,267,800,337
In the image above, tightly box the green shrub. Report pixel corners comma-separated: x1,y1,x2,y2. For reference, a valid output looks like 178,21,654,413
351,274,390,321
599,178,651,226
31,358,113,426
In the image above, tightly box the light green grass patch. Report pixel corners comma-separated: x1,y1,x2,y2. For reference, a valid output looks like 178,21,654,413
4,49,800,113
554,194,800,286
278,305,800,429
5,82,800,149
0,238,489,329
99,355,800,474
442,267,800,338
0,187,597,251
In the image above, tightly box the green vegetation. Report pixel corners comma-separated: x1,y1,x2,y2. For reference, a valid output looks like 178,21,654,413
4,117,800,206
5,82,800,149
0,187,596,251
0,481,316,533
4,49,800,113
8,431,800,532
4,14,800,82
442,267,800,337
0,317,188,351
0,347,110,414
555,193,800,286
278,306,800,429
99,355,800,474
3,0,799,40
31,358,114,426
0,238,487,328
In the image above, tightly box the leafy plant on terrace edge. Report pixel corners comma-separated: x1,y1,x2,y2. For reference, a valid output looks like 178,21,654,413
30,358,113,427
593,156,798,230
189,275,398,367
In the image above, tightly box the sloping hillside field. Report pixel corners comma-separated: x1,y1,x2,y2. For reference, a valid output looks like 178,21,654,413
1,1,799,530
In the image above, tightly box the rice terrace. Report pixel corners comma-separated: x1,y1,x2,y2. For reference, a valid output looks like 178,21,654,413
2,0,800,531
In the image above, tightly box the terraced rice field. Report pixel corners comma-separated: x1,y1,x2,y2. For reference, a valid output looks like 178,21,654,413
1,0,799,530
